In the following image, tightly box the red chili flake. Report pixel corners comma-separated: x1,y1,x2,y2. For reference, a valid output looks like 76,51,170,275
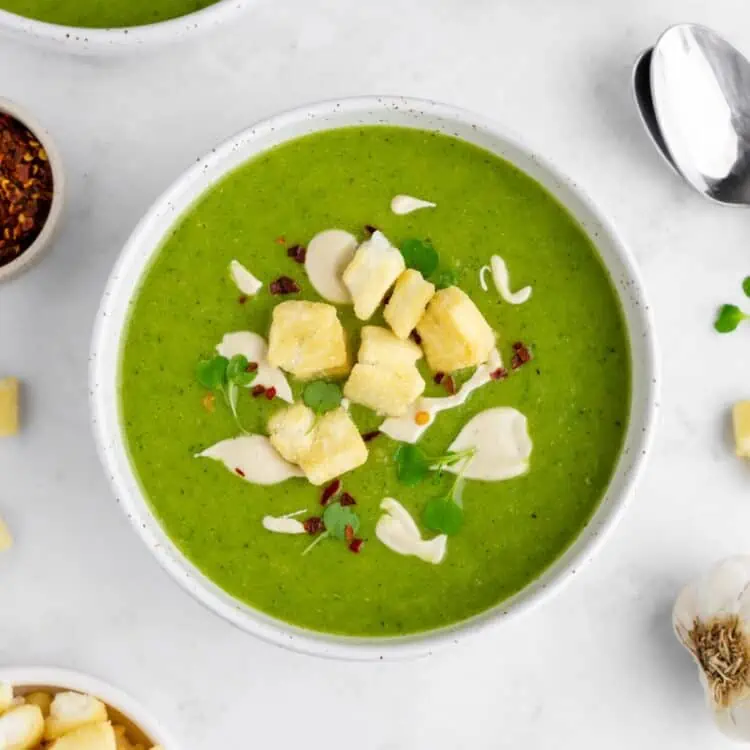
513,342,533,363
234,467,246,477
340,492,356,506
433,372,445,385
344,524,355,543
321,479,341,505
364,224,378,235
511,355,522,370
269,276,301,295
349,538,364,554
274,235,286,245
490,367,508,381
361,430,381,443
304,516,324,535
410,330,422,345
246,362,258,372
0,113,54,269
265,386,277,400
286,244,306,263
238,295,248,304
443,375,457,395
251,384,266,397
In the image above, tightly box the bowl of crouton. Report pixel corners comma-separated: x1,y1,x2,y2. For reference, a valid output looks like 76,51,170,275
0,667,175,750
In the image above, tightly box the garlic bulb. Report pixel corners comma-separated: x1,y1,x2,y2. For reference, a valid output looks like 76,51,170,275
673,556,750,740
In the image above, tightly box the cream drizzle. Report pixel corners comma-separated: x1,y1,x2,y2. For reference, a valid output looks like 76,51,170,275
216,331,293,403
304,229,358,304
444,407,532,481
375,498,447,564
229,259,263,296
484,255,532,305
379,349,502,443
390,195,437,215
197,435,304,485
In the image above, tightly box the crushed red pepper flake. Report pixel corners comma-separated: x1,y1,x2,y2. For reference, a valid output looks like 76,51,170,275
361,430,381,443
251,384,266,397
234,467,246,477
433,372,445,385
265,386,277,400
490,367,508,381
344,524,355,543
246,362,258,372
237,295,248,305
339,492,356,507
321,479,340,505
0,113,53,268
274,235,286,245
349,538,364,553
269,275,300,295
286,244,306,263
304,516,324,535
443,375,457,395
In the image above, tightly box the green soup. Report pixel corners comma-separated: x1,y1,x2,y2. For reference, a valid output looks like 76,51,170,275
0,0,218,28
120,126,630,637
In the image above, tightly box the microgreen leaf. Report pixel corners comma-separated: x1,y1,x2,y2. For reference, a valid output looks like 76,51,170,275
303,381,342,414
226,354,257,386
400,238,439,277
715,304,749,333
322,502,360,540
394,444,431,486
423,495,464,536
743,277,750,298
196,356,229,390
431,267,457,289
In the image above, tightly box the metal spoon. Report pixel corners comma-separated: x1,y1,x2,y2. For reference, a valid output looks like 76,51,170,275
632,47,679,174
649,23,750,205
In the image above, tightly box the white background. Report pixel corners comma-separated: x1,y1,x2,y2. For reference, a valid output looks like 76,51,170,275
1,0,749,747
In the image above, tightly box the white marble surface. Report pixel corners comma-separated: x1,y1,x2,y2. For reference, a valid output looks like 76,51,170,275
1,0,749,747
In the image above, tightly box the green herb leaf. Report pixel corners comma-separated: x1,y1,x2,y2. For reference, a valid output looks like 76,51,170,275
303,381,342,414
226,354,257,386
715,304,749,333
743,277,750,298
423,495,464,536
400,238,439,277
431,267,457,289
196,356,229,390
322,502,360,540
394,444,431,486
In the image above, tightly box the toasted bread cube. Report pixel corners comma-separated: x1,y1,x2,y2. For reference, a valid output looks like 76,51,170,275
384,270,435,339
357,326,422,368
0,378,19,437
24,693,52,717
0,515,11,552
267,403,316,464
298,408,368,485
267,301,350,381
45,692,108,740
49,722,116,750
0,704,44,750
0,683,12,715
342,231,405,320
733,401,750,457
416,287,495,372
344,364,425,417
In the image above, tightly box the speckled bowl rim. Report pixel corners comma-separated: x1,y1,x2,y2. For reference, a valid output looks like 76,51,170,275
0,0,252,53
0,97,64,283
0,666,179,747
90,95,660,661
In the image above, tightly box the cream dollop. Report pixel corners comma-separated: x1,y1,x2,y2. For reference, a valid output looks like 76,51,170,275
216,331,293,403
304,229,358,304
444,407,532,481
375,498,447,564
262,515,306,534
229,259,263,296
379,349,502,443
197,435,304,485
482,255,531,305
390,195,436,215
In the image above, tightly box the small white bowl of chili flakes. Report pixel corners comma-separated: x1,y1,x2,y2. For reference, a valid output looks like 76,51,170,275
0,97,64,283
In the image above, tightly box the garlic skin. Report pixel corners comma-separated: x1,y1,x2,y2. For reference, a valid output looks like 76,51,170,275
673,556,750,740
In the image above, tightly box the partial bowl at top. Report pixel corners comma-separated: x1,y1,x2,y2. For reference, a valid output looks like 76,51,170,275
0,0,253,53
90,96,658,660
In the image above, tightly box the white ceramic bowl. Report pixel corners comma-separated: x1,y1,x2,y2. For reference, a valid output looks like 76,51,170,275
0,666,177,747
0,0,252,53
90,96,659,661
0,97,64,284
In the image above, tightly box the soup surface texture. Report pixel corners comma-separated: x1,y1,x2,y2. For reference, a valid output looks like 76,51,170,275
120,126,630,636
0,0,218,28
